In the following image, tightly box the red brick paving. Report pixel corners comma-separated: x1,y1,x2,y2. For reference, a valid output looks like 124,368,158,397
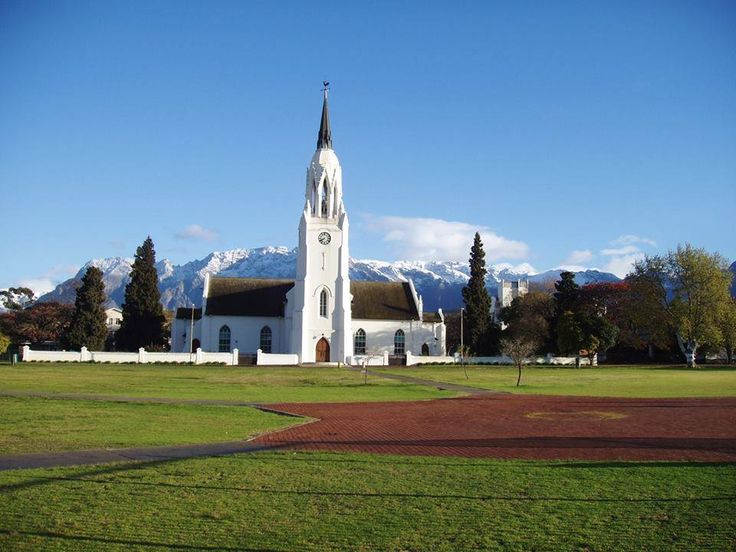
254,395,736,461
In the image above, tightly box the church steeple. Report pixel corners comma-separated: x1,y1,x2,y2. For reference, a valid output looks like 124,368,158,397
317,81,332,150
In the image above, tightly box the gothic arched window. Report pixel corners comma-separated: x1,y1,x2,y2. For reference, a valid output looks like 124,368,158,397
354,328,366,355
218,325,231,352
320,181,329,216
394,329,405,355
260,326,272,353
319,289,328,318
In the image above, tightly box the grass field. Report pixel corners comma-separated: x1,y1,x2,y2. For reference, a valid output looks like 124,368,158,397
0,397,298,455
0,363,454,403
379,364,736,397
0,451,734,551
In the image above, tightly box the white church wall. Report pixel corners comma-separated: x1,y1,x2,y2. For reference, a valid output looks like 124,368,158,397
350,319,445,357
200,315,285,354
171,318,203,353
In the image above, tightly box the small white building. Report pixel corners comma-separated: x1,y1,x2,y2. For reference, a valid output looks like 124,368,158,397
105,307,123,330
493,279,529,326
171,87,446,364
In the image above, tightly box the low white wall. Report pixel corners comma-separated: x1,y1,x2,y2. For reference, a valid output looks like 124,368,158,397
349,352,390,366
22,346,239,366
457,354,592,366
257,349,300,366
406,352,455,366
89,351,139,363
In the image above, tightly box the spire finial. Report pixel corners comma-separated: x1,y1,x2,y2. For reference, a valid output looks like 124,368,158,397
317,81,332,150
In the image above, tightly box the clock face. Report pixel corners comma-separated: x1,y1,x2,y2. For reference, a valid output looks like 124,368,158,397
318,231,331,245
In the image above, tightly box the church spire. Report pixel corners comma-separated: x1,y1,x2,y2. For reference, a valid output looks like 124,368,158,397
317,81,332,150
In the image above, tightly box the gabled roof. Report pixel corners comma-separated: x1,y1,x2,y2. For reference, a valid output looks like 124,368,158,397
175,307,202,320
202,277,424,321
350,281,419,320
206,278,294,317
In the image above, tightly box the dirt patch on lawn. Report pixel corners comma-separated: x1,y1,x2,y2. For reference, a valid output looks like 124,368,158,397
253,395,736,461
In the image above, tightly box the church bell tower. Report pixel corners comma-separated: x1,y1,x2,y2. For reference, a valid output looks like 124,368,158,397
289,83,352,363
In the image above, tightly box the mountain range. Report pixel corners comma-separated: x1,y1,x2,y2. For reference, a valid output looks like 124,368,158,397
37,246,623,312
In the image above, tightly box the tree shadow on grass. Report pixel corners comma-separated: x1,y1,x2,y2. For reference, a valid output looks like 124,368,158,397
0,529,276,551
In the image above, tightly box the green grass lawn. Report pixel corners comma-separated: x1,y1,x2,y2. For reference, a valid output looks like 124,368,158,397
0,451,733,551
0,363,455,403
379,364,736,397
0,397,298,455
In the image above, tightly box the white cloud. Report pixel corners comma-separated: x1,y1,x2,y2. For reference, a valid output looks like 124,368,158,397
601,253,645,278
564,249,594,265
600,245,641,256
18,278,56,296
599,238,655,278
610,234,656,247
364,215,530,262
175,224,218,242
17,264,80,297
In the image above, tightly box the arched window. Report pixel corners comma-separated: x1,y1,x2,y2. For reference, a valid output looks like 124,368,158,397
354,328,366,355
320,182,328,216
394,329,405,355
320,289,328,318
218,325,231,352
260,326,272,353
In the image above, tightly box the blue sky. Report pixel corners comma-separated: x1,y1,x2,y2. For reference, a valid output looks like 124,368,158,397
1,0,734,293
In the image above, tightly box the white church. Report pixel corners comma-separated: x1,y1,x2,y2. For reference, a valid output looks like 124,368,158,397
172,87,447,365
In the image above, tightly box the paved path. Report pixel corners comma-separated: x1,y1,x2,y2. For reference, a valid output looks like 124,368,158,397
0,440,279,471
254,395,736,462
2,386,735,470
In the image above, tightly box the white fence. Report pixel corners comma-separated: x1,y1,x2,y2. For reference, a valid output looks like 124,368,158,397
256,350,300,366
22,346,239,366
455,354,594,366
406,352,455,366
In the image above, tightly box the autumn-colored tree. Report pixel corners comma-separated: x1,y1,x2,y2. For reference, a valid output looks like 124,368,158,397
0,302,74,344
719,299,736,364
0,331,10,354
630,245,732,367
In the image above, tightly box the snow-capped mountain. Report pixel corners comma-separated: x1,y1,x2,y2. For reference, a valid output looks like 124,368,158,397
37,246,622,312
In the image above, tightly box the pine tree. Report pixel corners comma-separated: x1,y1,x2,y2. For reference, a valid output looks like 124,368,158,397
554,271,580,314
461,232,493,354
116,236,166,351
65,266,108,351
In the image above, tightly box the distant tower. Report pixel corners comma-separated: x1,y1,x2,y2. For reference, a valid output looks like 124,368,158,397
289,84,352,362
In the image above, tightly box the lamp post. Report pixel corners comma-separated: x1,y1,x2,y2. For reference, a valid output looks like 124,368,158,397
189,304,195,363
460,307,467,380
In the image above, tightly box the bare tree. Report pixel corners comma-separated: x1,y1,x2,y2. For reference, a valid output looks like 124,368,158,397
500,334,540,387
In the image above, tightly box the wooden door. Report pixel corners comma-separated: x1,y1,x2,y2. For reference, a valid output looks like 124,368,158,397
315,338,330,362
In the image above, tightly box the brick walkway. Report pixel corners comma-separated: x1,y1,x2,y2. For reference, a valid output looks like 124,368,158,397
253,395,736,461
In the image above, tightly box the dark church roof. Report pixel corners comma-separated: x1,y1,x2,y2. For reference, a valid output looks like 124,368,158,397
204,277,423,321
206,278,294,317
349,281,419,320
175,307,202,320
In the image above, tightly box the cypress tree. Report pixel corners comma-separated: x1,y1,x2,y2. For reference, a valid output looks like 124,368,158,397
554,271,580,314
116,236,166,351
65,266,108,351
462,232,493,354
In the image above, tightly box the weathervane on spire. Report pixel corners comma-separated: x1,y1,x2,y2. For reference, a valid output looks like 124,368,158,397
322,81,329,97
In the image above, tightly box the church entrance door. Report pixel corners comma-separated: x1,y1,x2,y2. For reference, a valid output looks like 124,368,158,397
316,338,330,362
